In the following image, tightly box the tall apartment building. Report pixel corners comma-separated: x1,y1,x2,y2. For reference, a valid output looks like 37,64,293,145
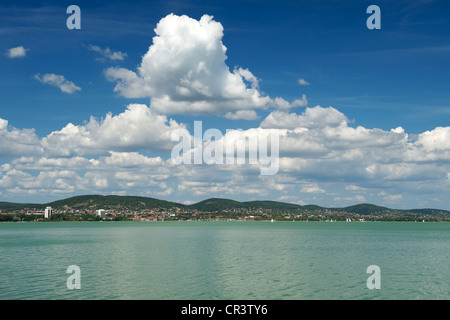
44,206,53,219
96,209,106,219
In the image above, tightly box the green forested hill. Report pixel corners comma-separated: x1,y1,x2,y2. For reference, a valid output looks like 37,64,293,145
337,203,393,215
47,195,184,210
189,198,243,211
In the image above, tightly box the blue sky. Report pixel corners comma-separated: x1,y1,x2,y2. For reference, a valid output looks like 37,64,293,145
1,0,450,209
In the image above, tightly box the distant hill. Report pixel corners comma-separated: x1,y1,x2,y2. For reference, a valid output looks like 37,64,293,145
0,195,449,218
47,195,184,210
0,202,42,210
242,200,305,210
334,203,393,215
401,208,450,218
0,195,185,211
189,198,313,211
189,198,243,211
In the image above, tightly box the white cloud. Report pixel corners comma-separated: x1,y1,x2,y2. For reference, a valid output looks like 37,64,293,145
383,194,402,203
301,184,326,194
34,73,81,94
224,110,259,120
12,156,90,171
13,102,444,203
277,196,306,205
271,94,308,111
345,185,367,192
105,14,272,116
334,195,366,203
42,104,185,157
414,127,450,151
102,152,163,168
261,105,347,129
0,164,12,172
291,94,308,107
298,78,310,86
0,169,32,188
104,67,152,98
0,118,43,157
88,45,127,61
7,46,27,58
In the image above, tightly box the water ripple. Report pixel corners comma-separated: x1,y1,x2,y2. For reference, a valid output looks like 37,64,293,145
0,221,449,300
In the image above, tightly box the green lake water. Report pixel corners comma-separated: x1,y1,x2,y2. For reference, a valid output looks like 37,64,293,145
0,221,448,300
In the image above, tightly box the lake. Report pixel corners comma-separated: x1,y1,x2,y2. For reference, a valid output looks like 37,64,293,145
0,221,448,300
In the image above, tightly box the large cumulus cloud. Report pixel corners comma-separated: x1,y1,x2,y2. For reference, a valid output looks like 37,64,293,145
105,14,303,117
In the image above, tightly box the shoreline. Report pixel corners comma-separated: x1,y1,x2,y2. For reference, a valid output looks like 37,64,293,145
1,219,449,223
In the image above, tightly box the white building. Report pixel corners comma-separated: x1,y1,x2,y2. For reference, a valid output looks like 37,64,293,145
96,209,106,219
44,206,53,219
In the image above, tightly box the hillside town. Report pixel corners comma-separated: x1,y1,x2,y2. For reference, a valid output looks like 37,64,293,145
1,203,449,222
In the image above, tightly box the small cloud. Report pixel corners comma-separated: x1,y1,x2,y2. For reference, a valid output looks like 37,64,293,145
298,78,310,86
88,45,127,61
271,94,308,110
345,185,367,192
7,46,27,58
334,195,366,202
34,73,81,94
224,110,259,120
277,196,306,205
391,126,405,134
383,194,402,203
301,184,326,194
291,94,308,107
